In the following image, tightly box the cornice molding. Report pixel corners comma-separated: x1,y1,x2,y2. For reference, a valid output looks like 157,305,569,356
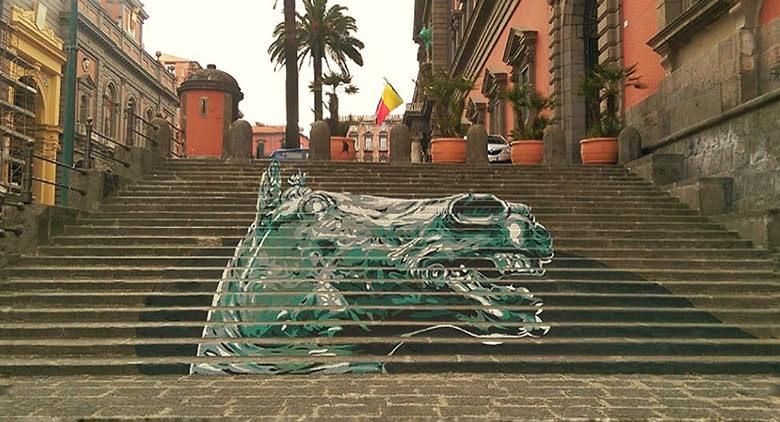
71,12,178,103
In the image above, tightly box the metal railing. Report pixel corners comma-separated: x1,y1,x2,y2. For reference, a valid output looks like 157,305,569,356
126,107,158,149
75,118,130,169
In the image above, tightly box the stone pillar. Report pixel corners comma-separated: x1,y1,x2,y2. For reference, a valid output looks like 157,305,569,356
390,124,412,163
309,121,331,161
411,136,423,163
150,117,173,157
543,125,567,165
223,120,253,160
618,127,642,165
33,125,61,206
466,124,488,165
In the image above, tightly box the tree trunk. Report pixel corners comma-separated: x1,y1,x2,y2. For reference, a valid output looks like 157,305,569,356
283,0,300,148
313,54,324,122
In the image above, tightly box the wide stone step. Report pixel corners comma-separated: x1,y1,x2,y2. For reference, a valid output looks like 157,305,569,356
2,278,777,294
48,235,754,249
35,245,771,260
60,226,740,240
84,211,712,224
2,291,774,308
3,305,776,325
0,320,774,339
118,190,678,202
103,196,687,209
0,354,775,376
145,175,647,184
4,266,776,281
61,220,730,234
127,184,666,193
1,338,777,360
96,203,700,215
17,256,773,271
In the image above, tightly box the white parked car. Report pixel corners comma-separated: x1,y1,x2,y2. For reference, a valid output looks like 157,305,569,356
487,134,511,163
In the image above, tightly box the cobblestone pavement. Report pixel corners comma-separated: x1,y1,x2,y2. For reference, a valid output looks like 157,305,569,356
0,374,778,420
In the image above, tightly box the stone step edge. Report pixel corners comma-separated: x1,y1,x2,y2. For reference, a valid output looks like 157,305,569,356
0,337,777,346
0,355,775,366
1,305,776,314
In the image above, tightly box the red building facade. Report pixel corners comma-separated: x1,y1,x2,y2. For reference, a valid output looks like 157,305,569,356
177,65,243,158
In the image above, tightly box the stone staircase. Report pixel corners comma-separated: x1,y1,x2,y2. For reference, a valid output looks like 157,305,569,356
0,159,777,375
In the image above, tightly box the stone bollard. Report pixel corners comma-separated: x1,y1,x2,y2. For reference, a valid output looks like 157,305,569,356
543,125,567,165
466,124,488,165
411,136,423,163
389,124,412,163
309,121,331,161
618,126,642,165
224,120,253,160
150,117,173,157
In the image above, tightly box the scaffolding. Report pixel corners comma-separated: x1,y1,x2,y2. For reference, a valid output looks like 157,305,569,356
0,15,42,236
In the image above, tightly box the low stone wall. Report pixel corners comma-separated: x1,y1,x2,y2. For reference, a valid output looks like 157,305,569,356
635,93,780,215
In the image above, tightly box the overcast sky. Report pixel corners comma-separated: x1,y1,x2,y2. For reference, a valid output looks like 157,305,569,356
142,0,418,132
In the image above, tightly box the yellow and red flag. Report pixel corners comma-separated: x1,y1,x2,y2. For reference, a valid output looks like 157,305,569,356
375,81,404,124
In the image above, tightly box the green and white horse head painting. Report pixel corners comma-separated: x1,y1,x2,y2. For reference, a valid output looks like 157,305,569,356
193,161,554,374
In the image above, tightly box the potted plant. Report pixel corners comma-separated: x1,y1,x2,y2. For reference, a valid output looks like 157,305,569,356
577,63,644,164
323,72,359,161
498,83,555,164
423,72,473,163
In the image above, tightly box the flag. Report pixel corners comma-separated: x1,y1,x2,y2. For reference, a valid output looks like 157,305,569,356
375,81,404,125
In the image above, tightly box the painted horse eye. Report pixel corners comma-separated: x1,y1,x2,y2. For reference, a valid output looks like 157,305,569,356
449,194,509,225
300,194,333,215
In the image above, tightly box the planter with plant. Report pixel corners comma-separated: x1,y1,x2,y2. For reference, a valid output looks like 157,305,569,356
498,83,555,165
577,63,644,164
323,72,359,161
423,72,473,163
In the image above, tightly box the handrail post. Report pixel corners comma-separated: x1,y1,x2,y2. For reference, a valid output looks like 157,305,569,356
85,118,93,169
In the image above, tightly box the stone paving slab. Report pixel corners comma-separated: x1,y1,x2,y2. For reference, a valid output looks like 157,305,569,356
0,374,778,420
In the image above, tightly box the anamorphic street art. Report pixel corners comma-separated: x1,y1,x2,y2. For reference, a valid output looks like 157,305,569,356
192,161,554,374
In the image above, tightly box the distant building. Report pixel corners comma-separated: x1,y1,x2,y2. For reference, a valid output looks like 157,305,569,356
252,124,309,158
158,53,203,90
345,115,403,163
178,65,243,158
0,0,178,206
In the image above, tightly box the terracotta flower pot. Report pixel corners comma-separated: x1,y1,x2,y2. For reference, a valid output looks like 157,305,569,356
580,137,618,164
431,138,467,164
330,136,355,162
510,140,544,164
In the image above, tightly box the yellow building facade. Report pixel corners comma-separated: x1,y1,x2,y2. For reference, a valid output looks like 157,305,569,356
1,5,65,205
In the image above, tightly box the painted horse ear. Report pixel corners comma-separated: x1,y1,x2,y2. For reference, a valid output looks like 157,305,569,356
448,194,510,225
258,160,282,215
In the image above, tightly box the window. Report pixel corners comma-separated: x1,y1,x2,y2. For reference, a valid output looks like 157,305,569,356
102,83,117,139
349,131,359,150
78,94,90,126
199,97,209,117
379,131,388,151
364,132,373,151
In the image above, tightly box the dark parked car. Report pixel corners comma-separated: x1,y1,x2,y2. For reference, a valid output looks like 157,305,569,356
269,148,309,161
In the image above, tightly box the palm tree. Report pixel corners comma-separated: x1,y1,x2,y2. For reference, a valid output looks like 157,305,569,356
271,0,300,148
269,0,364,122
322,72,359,135
283,0,299,148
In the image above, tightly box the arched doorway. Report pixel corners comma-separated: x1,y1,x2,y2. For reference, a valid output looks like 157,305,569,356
582,0,599,133
102,83,118,140
12,76,51,204
550,0,600,164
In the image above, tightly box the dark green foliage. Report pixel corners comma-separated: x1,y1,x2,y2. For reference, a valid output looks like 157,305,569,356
423,72,474,138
